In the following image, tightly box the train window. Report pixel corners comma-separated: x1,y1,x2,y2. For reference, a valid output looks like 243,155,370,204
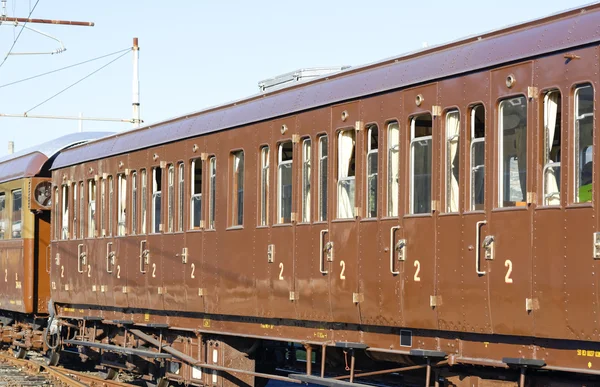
131,172,137,235
498,96,527,207
366,125,378,218
543,91,562,205
338,129,356,219
231,150,244,226
152,167,162,233
470,105,485,210
88,180,96,238
117,174,127,236
259,146,269,226
302,139,311,222
278,141,293,223
177,163,184,231
61,185,69,239
12,189,21,239
387,122,399,217
108,176,114,236
72,182,77,240
167,164,174,233
141,169,147,234
446,111,460,213
100,177,106,236
54,187,60,239
575,84,594,203
79,182,84,238
410,114,432,214
191,158,203,229
318,135,328,221
208,157,216,229
0,193,5,239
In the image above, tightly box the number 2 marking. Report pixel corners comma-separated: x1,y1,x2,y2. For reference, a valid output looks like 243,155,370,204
339,260,346,280
504,259,513,284
413,260,421,282
61,265,64,278
116,265,121,279
152,263,157,278
191,263,196,279
87,264,91,278
278,263,284,280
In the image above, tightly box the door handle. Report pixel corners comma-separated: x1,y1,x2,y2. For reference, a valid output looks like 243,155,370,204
77,244,86,274
390,226,400,275
475,220,487,275
106,242,115,273
319,229,329,274
139,240,149,273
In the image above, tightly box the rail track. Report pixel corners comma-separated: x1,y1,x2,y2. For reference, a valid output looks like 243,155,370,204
0,351,138,387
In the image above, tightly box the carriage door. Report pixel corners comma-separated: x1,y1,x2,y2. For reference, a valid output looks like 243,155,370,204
328,103,361,324
111,169,129,309
487,63,534,336
401,85,438,330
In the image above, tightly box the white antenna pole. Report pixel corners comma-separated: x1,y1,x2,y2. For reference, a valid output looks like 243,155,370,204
78,112,83,132
1,1,6,17
132,37,140,128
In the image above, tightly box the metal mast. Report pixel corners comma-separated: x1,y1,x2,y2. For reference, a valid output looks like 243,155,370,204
132,37,140,128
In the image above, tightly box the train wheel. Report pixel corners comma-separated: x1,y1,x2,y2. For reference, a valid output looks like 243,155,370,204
46,350,60,366
13,347,26,359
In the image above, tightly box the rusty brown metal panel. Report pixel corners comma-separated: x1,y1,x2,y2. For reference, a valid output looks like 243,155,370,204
202,134,220,315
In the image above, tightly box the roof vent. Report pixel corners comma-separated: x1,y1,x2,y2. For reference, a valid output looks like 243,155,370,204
258,66,350,93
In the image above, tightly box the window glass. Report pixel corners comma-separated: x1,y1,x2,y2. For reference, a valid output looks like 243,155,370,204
178,163,184,231
367,125,378,218
61,185,69,239
231,151,244,226
260,146,269,226
410,114,432,214
278,141,293,223
152,168,162,233
141,169,147,233
302,139,311,222
72,183,77,240
54,187,60,239
100,177,106,236
108,176,114,236
499,96,527,207
338,130,356,218
387,122,399,217
12,189,21,239
318,135,328,221
191,159,203,229
0,193,5,239
168,165,174,232
208,157,216,229
88,180,96,238
470,105,485,210
446,111,460,212
79,182,84,238
543,91,561,205
575,85,594,203
131,172,137,235
118,174,127,236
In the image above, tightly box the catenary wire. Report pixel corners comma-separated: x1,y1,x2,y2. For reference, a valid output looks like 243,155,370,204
26,49,130,113
0,0,41,69
0,47,130,89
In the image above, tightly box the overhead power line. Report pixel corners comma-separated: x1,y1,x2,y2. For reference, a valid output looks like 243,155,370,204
0,0,40,69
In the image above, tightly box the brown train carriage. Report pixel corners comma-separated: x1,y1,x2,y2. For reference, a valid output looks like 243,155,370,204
49,4,600,387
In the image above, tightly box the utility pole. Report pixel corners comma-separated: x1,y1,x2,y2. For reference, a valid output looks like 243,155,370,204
132,37,140,128
0,16,94,27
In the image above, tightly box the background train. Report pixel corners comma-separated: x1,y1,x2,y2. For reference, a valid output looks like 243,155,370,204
0,3,599,387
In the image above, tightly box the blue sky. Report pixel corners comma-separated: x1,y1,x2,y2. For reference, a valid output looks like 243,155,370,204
0,0,592,157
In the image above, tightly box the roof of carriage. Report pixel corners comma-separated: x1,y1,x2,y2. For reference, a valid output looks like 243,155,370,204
0,132,113,184
52,2,600,169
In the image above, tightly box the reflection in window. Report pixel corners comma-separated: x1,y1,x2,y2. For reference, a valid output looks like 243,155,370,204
79,182,84,238
108,176,114,236
0,193,5,239
118,174,127,236
260,146,269,226
278,142,293,223
131,172,138,235
575,84,594,203
54,187,60,239
168,165,174,232
232,151,244,226
446,111,460,212
338,129,356,218
318,136,328,221
410,114,432,214
191,159,203,229
387,122,399,217
367,125,378,218
543,91,561,205
88,180,96,238
208,157,216,229
72,183,77,239
141,170,147,234
12,189,21,239
302,139,311,222
100,177,106,236
178,163,184,231
152,168,162,233
61,185,69,239
499,96,527,207
470,105,485,210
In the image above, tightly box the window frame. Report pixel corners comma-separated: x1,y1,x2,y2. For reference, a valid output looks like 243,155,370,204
230,150,244,227
259,146,270,226
79,181,84,239
366,124,379,218
152,167,162,234
542,90,562,206
177,162,184,232
117,173,127,236
131,171,138,235
573,84,594,204
301,138,311,223
318,134,328,222
208,156,216,230
277,141,294,224
337,128,356,219
386,122,399,217
141,169,147,234
11,189,22,239
445,110,460,213
469,105,485,211
190,158,204,230
61,184,69,239
87,179,96,238
167,164,175,233
409,114,433,215
0,192,5,240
